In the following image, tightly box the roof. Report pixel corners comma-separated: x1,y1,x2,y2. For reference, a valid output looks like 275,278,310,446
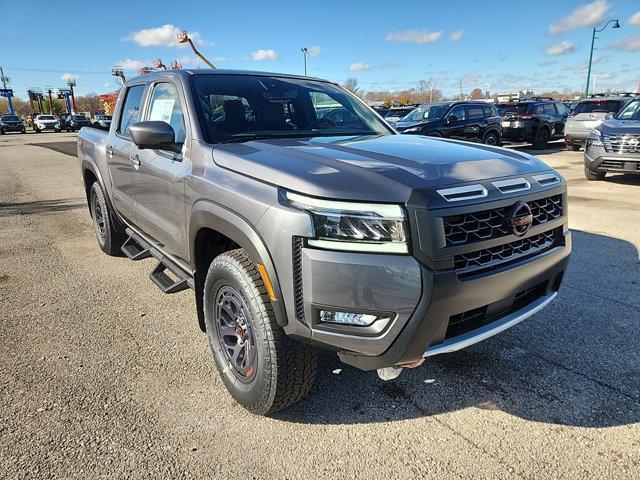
126,68,331,85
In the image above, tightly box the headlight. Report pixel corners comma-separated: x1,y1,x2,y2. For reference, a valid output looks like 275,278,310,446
403,126,422,134
284,191,408,253
0,122,7,127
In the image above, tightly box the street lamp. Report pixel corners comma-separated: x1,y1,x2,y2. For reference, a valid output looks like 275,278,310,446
301,48,308,76
429,84,434,102
584,19,620,98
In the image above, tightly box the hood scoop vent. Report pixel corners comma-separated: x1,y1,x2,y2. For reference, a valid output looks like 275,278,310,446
491,177,531,194
437,184,488,202
532,173,560,186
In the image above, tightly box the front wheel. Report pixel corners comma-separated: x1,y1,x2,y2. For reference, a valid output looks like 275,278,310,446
584,166,606,181
532,128,550,150
89,182,125,255
204,249,317,415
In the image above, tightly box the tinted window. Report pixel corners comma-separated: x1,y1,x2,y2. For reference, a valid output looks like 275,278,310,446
497,104,529,116
532,104,545,115
617,100,640,120
117,85,146,136
146,83,186,143
574,100,623,114
482,106,494,118
448,105,466,121
555,103,570,115
401,104,450,122
1,115,20,121
466,105,484,119
543,104,556,115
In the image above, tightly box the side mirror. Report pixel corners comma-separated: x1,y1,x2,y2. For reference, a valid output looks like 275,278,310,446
445,115,458,123
129,121,182,153
605,112,614,120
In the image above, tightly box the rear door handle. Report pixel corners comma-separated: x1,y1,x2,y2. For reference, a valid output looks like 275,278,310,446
106,146,114,157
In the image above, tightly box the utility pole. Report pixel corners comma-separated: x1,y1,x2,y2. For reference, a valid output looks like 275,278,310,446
584,19,620,98
0,66,15,115
459,79,463,101
67,78,77,113
429,84,434,102
301,48,308,76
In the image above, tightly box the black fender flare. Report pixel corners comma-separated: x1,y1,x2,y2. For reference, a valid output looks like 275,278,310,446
189,200,288,329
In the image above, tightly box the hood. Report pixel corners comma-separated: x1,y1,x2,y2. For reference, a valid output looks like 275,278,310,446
598,119,640,136
212,134,551,203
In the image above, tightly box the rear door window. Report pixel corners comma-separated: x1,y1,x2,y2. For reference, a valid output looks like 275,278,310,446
543,104,556,115
117,85,146,136
532,104,545,115
466,105,484,120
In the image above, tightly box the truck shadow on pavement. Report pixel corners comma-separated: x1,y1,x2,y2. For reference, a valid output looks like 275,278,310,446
276,230,640,428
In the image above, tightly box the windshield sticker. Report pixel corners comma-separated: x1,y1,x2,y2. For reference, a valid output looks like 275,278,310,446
149,99,175,123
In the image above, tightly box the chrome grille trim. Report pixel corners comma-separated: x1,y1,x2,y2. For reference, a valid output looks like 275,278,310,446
437,184,488,202
491,178,531,194
602,133,640,154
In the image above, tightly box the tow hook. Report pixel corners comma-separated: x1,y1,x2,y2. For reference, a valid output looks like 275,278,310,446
376,358,425,381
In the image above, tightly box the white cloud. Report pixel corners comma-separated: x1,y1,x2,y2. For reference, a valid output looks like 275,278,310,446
595,72,616,80
125,24,206,48
60,73,79,82
549,0,609,34
349,62,372,72
251,49,278,61
308,46,321,56
385,29,443,44
565,54,606,74
115,59,147,71
546,41,578,56
629,11,640,25
449,30,464,42
609,35,640,52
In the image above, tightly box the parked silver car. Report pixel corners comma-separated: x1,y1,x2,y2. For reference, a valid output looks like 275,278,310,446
565,94,637,151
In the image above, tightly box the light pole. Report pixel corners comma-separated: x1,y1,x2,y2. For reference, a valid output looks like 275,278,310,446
585,19,620,98
429,84,434,102
301,48,308,76
591,73,600,95
67,78,77,114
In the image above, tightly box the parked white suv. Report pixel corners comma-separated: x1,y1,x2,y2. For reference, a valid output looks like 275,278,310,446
33,114,61,133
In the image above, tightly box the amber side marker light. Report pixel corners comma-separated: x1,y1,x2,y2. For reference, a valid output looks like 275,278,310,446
257,264,277,301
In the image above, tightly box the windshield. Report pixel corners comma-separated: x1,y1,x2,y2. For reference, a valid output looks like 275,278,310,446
616,100,640,121
401,104,450,123
38,115,55,120
1,115,20,121
497,104,529,116
192,74,391,143
384,108,413,118
73,115,88,120
573,100,622,114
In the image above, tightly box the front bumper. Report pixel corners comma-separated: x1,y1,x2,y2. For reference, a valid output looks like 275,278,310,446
1,124,25,132
585,148,640,174
36,124,58,131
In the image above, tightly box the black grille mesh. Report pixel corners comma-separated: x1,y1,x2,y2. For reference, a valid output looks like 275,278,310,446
443,195,562,246
292,237,304,321
454,229,559,272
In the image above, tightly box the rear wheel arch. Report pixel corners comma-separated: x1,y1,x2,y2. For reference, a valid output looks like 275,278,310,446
190,203,287,332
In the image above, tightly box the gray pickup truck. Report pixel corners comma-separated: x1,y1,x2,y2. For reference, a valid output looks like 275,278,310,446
78,69,571,414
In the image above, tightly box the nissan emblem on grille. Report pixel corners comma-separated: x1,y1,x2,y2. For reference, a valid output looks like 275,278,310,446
507,202,533,237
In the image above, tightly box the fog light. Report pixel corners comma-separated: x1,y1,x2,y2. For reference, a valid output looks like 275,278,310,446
320,310,380,326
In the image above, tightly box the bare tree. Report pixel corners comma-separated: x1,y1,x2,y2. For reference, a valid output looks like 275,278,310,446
343,78,362,97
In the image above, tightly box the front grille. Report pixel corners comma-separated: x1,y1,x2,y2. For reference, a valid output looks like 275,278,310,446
453,228,561,274
445,279,551,340
443,195,562,246
603,133,640,154
599,159,640,171
292,237,305,322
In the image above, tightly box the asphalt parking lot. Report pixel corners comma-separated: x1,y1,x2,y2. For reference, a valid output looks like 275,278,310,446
1,132,639,479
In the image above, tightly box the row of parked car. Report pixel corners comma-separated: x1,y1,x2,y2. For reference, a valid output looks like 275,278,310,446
0,113,112,134
373,93,638,152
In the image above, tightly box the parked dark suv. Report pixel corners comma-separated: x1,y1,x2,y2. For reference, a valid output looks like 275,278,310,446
395,101,502,145
498,98,570,149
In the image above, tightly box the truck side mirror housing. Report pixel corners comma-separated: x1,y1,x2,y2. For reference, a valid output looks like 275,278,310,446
129,121,182,153
605,112,614,120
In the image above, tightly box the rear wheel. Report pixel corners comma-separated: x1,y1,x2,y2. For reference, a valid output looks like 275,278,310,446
483,131,500,146
532,128,550,149
0,128,4,135
584,166,606,181
204,249,317,415
89,182,126,255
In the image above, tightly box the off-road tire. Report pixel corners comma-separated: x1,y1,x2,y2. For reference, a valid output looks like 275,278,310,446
483,131,500,146
584,166,606,181
204,249,317,415
532,127,550,150
89,182,126,255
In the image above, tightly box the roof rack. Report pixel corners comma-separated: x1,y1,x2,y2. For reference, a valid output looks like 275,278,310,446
528,96,556,101
588,92,640,98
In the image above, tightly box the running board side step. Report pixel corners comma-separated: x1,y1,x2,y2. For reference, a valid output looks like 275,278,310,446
121,236,151,260
149,260,190,294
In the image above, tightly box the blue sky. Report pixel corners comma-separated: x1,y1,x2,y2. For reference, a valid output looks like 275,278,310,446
1,0,639,98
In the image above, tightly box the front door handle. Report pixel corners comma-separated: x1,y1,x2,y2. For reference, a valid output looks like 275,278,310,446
106,146,114,157
131,154,141,168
